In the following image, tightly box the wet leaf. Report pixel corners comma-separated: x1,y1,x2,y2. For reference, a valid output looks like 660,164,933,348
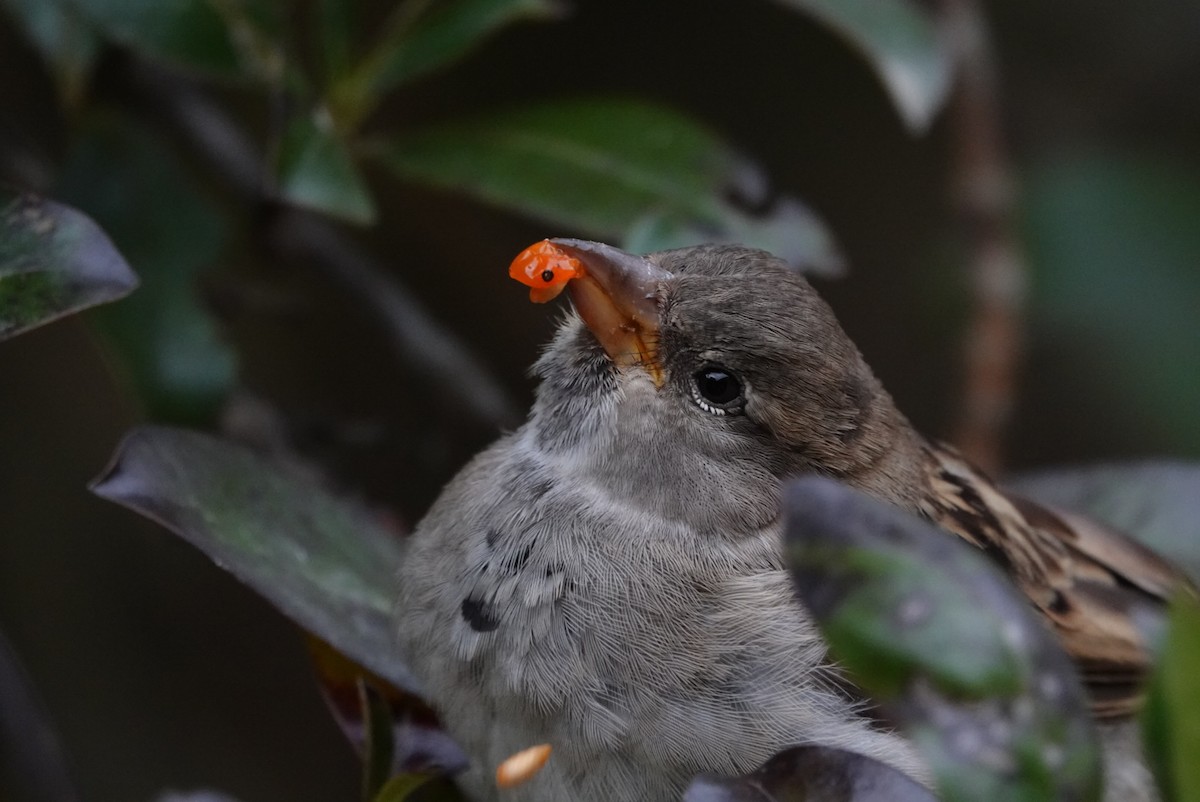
1142,594,1200,802
0,189,137,341
90,425,421,695
279,112,377,224
55,117,235,423
767,0,953,132
1008,462,1200,582
782,476,1101,802
381,98,840,273
684,744,936,802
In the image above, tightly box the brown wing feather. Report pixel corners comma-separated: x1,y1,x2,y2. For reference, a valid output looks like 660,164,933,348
918,442,1195,719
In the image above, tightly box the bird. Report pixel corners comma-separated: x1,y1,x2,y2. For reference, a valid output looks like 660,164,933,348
397,239,1189,801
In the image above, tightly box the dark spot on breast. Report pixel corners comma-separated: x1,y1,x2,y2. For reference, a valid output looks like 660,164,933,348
461,597,499,632
485,528,502,548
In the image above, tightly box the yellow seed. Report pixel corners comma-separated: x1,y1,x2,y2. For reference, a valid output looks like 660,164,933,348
495,743,552,789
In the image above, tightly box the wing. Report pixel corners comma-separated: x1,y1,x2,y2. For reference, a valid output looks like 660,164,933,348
918,443,1194,719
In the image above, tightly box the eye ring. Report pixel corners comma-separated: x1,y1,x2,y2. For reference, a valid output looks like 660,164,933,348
690,364,745,415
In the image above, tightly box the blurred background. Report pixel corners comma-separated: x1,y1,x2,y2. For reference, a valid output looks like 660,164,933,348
1,0,1198,800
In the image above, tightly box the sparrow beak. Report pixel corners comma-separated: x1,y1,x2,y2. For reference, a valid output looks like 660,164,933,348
548,238,670,386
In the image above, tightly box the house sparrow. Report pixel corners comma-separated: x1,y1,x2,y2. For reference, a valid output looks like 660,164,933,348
397,240,1187,801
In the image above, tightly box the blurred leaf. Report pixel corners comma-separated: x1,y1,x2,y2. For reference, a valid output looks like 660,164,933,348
0,189,137,341
0,630,78,802
362,680,398,799
767,0,953,132
0,0,99,105
90,425,422,695
1008,462,1200,582
372,774,436,802
367,0,559,94
55,117,235,423
782,476,1101,802
279,111,377,224
1142,594,1200,802
684,744,936,802
381,98,840,272
1022,153,1200,456
318,0,354,82
71,0,240,75
330,0,558,127
625,198,842,276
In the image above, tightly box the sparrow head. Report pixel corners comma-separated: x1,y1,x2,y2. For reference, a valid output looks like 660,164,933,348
525,239,926,531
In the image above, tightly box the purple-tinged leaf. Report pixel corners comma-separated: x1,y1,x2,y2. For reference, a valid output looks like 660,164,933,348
0,189,137,341
90,425,420,694
685,744,935,802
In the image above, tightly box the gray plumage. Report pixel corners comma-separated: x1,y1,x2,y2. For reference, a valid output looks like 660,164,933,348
397,243,1165,801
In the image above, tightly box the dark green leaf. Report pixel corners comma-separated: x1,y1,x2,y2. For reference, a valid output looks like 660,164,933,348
381,99,841,273
55,117,235,423
782,476,1101,802
1142,594,1200,802
90,425,421,695
0,0,99,104
279,113,377,224
318,0,354,82
684,745,936,802
1021,153,1200,457
71,0,241,75
1008,462,1200,582
0,190,137,341
371,774,436,802
767,0,953,132
362,681,398,800
366,0,559,94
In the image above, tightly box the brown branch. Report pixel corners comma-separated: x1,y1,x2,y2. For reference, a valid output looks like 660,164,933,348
940,0,1027,474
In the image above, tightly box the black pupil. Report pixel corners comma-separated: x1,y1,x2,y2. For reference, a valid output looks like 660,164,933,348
541,269,555,283
696,368,741,405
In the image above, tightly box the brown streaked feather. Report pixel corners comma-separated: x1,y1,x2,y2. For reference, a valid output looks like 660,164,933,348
917,442,1195,719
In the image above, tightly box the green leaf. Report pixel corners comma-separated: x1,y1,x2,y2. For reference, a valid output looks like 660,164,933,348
55,116,235,423
1021,152,1200,457
368,0,559,94
767,0,953,132
1008,462,1200,583
90,425,421,695
685,745,937,802
0,189,138,341
362,681,397,800
381,98,841,273
372,774,435,802
71,0,242,75
1142,594,1200,802
279,112,377,225
782,477,1101,802
0,0,99,104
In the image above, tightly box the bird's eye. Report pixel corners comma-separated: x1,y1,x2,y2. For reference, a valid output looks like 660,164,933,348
691,365,745,415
